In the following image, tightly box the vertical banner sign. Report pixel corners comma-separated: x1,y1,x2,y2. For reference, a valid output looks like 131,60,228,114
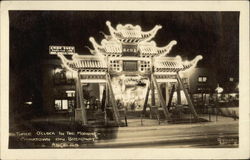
49,46,75,55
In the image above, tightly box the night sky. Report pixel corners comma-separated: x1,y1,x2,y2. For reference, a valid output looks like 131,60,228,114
9,11,239,110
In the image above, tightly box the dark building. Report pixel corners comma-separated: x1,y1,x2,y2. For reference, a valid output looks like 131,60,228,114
182,67,217,105
42,58,101,115
42,58,75,115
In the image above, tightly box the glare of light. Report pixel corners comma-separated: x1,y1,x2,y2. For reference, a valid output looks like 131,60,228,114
172,91,188,105
180,55,203,74
182,60,189,66
72,71,77,78
215,84,223,93
229,77,234,82
54,68,63,73
180,66,195,77
236,83,239,90
229,93,237,97
110,75,148,106
176,55,182,61
65,70,73,79
66,90,75,93
25,101,32,105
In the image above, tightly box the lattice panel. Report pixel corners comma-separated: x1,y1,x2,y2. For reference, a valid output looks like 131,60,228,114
139,60,151,72
154,74,177,79
109,60,122,72
80,75,106,79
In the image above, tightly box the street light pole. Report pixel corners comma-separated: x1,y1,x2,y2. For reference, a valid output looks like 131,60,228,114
216,92,218,121
215,84,223,122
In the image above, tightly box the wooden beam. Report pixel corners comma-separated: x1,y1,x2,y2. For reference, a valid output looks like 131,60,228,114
151,74,171,120
177,81,181,105
105,82,109,108
151,77,156,107
101,88,106,112
176,72,199,120
167,84,175,110
75,76,80,109
77,72,88,125
74,75,80,121
104,82,109,125
142,84,150,116
141,85,149,125
106,73,122,126
165,82,169,105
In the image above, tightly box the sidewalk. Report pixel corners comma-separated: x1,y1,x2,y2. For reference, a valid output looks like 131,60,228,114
94,115,238,132
30,113,238,128
91,117,238,148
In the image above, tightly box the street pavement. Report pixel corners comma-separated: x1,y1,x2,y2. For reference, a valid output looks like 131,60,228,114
90,115,238,148
10,114,238,148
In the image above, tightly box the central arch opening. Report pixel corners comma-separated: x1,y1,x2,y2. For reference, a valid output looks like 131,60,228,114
110,75,149,112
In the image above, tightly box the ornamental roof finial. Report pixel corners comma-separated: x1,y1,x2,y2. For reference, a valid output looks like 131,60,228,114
99,31,112,40
85,45,95,55
156,40,177,57
89,37,101,49
181,55,203,71
105,21,163,43
106,21,111,26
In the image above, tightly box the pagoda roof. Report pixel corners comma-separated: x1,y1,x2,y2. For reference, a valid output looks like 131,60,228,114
57,53,202,74
89,37,177,57
139,40,177,57
154,55,203,72
57,53,107,72
106,21,162,44
181,55,203,70
89,37,122,56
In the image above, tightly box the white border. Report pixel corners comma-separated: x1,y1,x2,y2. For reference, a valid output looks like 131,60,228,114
1,1,249,159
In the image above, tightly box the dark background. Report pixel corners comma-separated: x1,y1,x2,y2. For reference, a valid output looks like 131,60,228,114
9,11,239,116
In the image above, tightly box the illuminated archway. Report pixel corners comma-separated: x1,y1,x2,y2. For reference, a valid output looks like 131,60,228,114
56,21,202,126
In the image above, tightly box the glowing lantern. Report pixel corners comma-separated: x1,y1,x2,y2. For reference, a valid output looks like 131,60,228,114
215,84,223,93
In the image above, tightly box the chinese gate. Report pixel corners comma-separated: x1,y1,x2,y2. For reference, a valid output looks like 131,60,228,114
55,21,202,126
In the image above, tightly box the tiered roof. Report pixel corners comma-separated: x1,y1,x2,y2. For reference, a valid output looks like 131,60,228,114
154,55,203,73
57,53,107,72
138,41,177,57
88,21,177,57
106,21,162,44
57,21,202,74
58,53,202,74
89,38,122,56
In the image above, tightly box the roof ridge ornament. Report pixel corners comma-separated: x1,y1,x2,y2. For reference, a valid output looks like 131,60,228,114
106,21,162,43
57,53,76,72
106,21,118,41
156,40,177,57
89,37,102,51
99,31,112,40
85,45,95,55
89,36,122,56
141,25,162,42
181,55,203,71
56,21,203,75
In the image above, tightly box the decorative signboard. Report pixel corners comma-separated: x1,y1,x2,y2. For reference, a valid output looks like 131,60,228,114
49,46,75,55
123,61,138,71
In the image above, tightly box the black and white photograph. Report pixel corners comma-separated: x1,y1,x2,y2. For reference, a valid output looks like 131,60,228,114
1,1,249,159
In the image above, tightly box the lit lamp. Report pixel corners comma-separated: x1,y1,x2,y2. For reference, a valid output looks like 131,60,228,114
235,83,239,92
215,84,223,94
215,84,223,121
54,68,63,74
